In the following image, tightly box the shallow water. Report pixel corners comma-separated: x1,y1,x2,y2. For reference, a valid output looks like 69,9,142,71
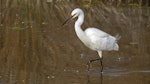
0,2,150,84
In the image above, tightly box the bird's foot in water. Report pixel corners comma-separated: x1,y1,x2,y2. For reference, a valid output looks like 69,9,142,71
87,58,103,73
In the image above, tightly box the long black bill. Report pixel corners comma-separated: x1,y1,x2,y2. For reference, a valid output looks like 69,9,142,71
62,16,73,25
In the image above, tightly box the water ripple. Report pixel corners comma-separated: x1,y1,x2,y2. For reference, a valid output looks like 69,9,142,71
103,69,150,77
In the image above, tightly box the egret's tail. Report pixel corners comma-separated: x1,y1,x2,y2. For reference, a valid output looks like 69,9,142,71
114,43,119,51
115,34,121,42
113,34,120,51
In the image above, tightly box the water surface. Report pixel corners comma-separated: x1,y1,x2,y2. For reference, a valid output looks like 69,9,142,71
0,1,150,84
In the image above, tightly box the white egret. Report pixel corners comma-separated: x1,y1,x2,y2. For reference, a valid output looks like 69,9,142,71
63,8,120,72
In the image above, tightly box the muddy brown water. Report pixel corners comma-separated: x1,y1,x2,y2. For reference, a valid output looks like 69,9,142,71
0,2,150,84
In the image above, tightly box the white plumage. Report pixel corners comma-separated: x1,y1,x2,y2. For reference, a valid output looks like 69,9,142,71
85,28,119,51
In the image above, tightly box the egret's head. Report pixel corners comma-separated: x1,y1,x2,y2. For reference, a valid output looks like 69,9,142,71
71,8,82,18
63,8,83,25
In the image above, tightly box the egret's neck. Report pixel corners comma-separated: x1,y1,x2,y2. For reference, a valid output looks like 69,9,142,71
74,13,84,39
75,14,84,28
74,13,91,47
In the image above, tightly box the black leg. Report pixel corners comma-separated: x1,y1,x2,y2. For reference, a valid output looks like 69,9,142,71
100,58,103,73
87,58,103,84
87,58,103,73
